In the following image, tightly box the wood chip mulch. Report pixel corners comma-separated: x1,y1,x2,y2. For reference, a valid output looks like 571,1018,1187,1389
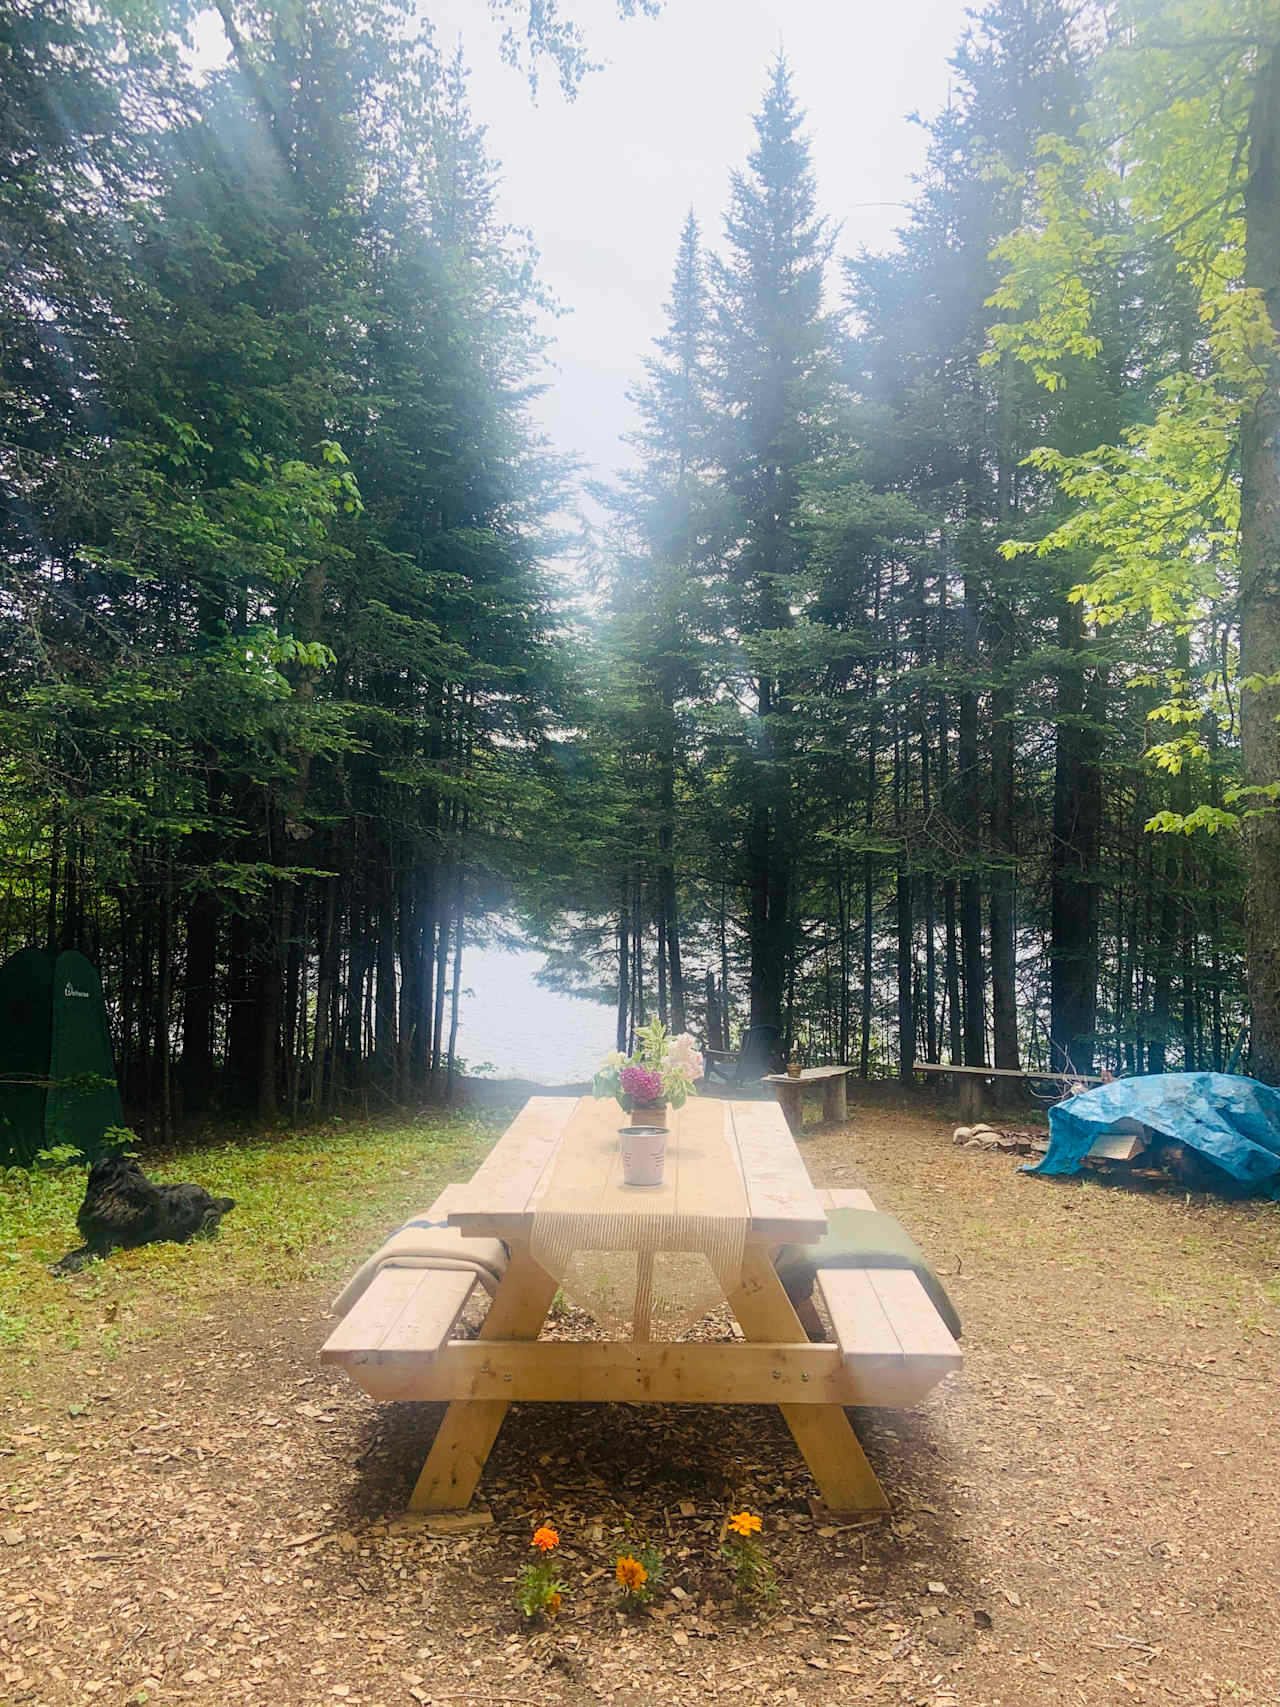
3,1088,1279,1707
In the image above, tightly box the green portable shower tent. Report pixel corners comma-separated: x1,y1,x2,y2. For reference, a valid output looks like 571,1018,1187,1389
0,949,123,1166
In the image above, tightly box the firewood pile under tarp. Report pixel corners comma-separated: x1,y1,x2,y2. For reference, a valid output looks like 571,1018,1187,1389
953,1100,1273,1195
952,1118,1196,1183
1020,1072,1280,1199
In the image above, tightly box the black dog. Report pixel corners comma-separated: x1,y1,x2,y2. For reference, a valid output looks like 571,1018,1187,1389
51,1155,235,1274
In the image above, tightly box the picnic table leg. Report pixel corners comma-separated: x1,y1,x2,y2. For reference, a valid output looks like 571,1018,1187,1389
728,1248,890,1515
408,1244,557,1511
821,1073,847,1125
632,1250,655,1343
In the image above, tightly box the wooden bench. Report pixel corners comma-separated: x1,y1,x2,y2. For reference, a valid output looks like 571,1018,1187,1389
913,1059,1104,1122
809,1187,961,1392
762,1065,853,1134
321,1185,484,1374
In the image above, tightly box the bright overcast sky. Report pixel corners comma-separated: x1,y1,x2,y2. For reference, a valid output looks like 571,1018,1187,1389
426,0,974,485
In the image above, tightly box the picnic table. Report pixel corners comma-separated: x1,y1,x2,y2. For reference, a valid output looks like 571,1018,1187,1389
762,1064,853,1133
323,1095,960,1515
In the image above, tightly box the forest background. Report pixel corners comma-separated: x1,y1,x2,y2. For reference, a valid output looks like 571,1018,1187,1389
3,0,1279,1135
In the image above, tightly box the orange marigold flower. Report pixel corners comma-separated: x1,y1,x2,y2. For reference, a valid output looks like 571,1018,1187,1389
531,1524,560,1552
727,1510,762,1537
546,1591,563,1616
615,1554,648,1593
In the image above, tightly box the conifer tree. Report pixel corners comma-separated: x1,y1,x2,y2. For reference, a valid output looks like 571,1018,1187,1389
708,56,841,1043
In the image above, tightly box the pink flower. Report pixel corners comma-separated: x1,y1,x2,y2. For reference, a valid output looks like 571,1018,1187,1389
620,1064,664,1104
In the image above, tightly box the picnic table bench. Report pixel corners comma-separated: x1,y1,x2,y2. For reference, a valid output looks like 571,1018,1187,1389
762,1064,853,1133
322,1096,960,1516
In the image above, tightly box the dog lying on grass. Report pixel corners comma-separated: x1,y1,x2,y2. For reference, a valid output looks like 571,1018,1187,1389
51,1155,235,1275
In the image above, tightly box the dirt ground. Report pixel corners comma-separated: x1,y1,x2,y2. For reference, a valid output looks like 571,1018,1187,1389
3,1087,1280,1707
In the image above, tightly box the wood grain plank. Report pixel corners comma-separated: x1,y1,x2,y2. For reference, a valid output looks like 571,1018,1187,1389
728,1099,827,1242
816,1267,904,1364
817,1187,877,1213
761,1066,852,1084
322,1268,436,1359
446,1095,578,1234
343,1339,948,1409
376,1268,477,1358
913,1061,1103,1084
864,1267,962,1364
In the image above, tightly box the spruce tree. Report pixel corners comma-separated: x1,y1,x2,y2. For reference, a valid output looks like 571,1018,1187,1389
709,56,841,1043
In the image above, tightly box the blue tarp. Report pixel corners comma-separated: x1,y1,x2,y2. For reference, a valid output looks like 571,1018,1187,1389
1025,1072,1280,1197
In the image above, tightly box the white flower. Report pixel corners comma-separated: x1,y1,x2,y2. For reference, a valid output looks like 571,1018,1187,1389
668,1033,705,1081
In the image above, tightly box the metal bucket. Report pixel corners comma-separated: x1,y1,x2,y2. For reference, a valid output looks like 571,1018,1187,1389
619,1124,668,1187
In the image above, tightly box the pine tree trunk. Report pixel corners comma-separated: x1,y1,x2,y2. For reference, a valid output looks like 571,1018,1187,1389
616,891,630,1054
413,853,437,1090
1241,41,1280,1083
988,601,1020,1093
375,872,398,1091
704,970,724,1053
157,862,174,1141
836,840,851,1063
256,881,283,1123
658,716,685,1032
893,676,913,1083
896,865,913,1083
313,877,337,1107
1049,603,1102,1074
656,888,668,1026
1149,842,1179,1075
445,818,467,1098
860,853,874,1079
181,890,218,1111
958,591,986,1065
226,909,258,1103
46,812,60,954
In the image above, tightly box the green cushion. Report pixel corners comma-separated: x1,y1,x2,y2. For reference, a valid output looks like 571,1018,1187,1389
774,1208,962,1341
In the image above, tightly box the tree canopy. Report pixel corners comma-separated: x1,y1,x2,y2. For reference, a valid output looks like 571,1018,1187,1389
1,0,1274,1125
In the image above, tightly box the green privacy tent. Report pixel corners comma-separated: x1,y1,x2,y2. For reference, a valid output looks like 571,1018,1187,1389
0,949,123,1166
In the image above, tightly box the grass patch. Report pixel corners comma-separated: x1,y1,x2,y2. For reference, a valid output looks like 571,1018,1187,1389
0,1110,500,1367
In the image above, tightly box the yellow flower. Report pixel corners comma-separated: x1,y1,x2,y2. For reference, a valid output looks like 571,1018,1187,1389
615,1554,648,1593
531,1524,560,1552
727,1510,762,1537
546,1591,563,1617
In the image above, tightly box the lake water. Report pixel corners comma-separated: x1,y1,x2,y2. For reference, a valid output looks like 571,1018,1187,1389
456,943,618,1082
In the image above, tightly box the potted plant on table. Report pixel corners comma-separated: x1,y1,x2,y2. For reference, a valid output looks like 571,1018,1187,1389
593,1020,704,1186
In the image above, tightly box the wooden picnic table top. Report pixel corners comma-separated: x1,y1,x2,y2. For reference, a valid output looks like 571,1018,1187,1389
762,1065,853,1086
445,1093,827,1246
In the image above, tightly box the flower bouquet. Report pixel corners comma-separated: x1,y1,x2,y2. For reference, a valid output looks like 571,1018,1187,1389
593,1019,704,1117
594,1021,704,1187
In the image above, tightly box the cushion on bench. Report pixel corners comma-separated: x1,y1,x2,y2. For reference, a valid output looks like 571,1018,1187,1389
773,1207,961,1341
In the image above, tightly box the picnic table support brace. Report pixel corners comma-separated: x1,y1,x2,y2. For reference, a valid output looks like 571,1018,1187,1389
728,1248,889,1514
409,1244,556,1511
